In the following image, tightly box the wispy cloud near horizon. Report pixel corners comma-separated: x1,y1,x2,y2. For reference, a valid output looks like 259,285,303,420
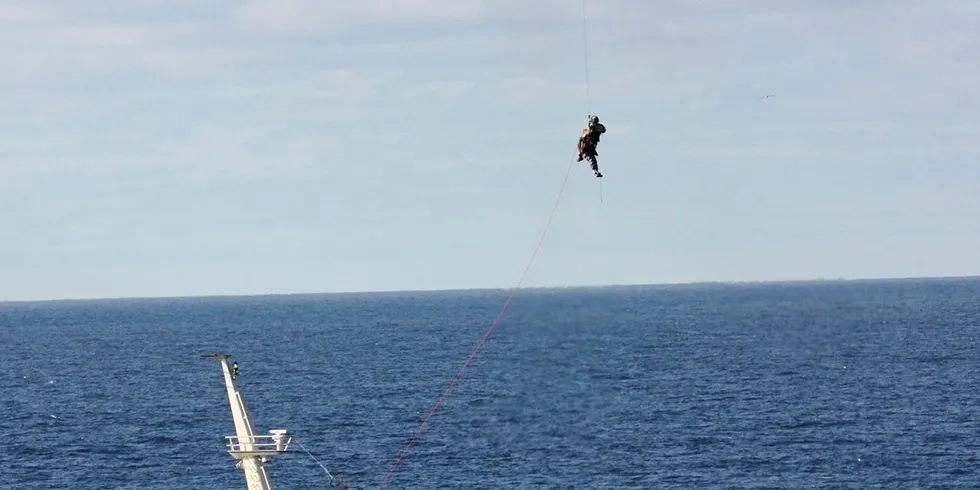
234,0,490,32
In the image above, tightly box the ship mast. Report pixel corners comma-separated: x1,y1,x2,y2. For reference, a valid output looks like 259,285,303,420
202,354,292,490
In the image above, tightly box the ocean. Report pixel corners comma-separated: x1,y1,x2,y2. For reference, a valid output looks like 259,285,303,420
2,278,978,489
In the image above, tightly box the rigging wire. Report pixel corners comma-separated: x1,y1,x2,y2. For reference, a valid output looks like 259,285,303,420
375,5,597,487
293,437,335,482
375,154,579,489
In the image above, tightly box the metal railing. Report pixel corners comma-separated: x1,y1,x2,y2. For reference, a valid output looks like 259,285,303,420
225,433,292,454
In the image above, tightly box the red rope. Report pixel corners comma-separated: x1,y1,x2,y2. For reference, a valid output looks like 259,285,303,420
376,155,579,489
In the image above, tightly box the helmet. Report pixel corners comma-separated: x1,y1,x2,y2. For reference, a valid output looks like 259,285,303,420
590,116,599,125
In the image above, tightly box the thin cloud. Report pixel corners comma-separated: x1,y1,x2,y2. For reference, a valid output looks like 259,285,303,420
0,3,46,23
670,142,818,162
57,26,146,47
233,0,488,33
0,17,261,79
212,68,404,103
1,0,977,184
418,80,478,99
498,76,558,107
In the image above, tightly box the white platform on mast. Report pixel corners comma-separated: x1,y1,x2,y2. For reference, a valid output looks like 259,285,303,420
202,353,291,490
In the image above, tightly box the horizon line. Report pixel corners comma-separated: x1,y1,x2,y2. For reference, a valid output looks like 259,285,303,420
4,274,980,305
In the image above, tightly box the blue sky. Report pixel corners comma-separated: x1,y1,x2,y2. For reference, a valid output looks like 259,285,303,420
1,0,978,301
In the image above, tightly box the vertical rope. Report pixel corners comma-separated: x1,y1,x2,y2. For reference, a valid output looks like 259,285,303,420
582,0,604,200
582,0,591,117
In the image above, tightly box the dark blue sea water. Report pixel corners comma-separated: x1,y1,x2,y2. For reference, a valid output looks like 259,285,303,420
2,278,979,489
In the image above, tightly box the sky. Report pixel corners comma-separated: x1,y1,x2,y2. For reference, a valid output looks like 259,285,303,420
1,0,978,302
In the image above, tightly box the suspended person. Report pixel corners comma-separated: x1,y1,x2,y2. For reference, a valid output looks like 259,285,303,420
577,115,605,177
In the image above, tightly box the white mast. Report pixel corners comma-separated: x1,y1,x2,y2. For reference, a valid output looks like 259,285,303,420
202,354,292,490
